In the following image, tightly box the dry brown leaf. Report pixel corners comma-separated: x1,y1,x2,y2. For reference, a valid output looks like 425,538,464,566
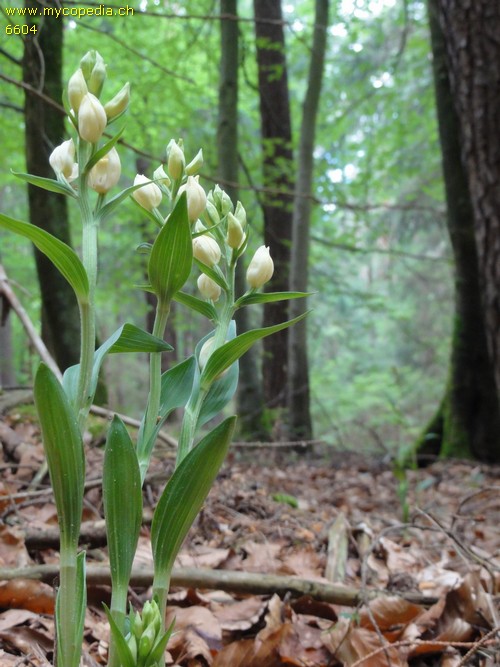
211,596,267,632
166,605,222,664
0,579,54,614
176,547,230,569
359,596,423,632
0,524,30,567
322,616,407,667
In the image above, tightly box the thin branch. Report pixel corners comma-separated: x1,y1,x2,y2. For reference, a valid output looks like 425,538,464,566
0,46,22,67
0,563,438,607
311,235,449,262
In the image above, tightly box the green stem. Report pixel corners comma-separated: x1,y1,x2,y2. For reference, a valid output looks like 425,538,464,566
76,141,98,431
176,261,236,465
57,546,79,667
151,576,170,667
107,585,128,667
139,299,170,481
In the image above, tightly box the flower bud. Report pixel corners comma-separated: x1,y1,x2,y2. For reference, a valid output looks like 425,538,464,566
193,235,221,267
104,82,130,121
178,175,206,223
197,274,221,302
185,148,204,176
138,625,156,661
126,633,138,662
204,200,220,227
167,139,185,180
132,174,162,210
212,185,233,217
153,165,171,188
87,51,106,97
79,50,97,81
198,337,214,371
78,93,107,143
234,201,247,228
87,147,121,194
246,245,274,288
67,68,88,113
226,212,245,249
132,611,144,639
49,138,77,180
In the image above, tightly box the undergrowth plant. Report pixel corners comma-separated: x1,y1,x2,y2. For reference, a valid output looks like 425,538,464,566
0,51,307,667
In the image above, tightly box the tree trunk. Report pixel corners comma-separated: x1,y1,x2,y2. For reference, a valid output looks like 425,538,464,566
22,1,81,372
218,0,266,439
288,0,329,440
420,0,500,462
254,0,294,430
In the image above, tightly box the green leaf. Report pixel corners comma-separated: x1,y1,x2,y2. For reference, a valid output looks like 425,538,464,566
12,170,77,198
103,417,142,593
198,361,238,428
200,312,310,389
63,323,172,407
84,127,125,173
272,493,299,508
34,364,84,550
151,417,236,584
137,357,197,479
103,604,136,667
194,259,229,292
0,213,89,303
98,179,163,223
146,620,176,667
235,291,312,307
158,356,197,418
195,322,239,428
174,291,218,321
148,193,192,301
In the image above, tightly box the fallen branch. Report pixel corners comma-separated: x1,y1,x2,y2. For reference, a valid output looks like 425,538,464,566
0,563,439,608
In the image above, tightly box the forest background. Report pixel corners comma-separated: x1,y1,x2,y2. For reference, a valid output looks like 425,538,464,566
0,0,496,462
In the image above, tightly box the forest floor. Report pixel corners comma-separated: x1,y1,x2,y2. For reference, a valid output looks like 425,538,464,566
0,405,499,666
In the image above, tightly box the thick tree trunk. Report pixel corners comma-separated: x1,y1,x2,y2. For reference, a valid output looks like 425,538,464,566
22,1,80,372
218,0,266,439
421,0,500,462
254,0,294,428
288,0,329,440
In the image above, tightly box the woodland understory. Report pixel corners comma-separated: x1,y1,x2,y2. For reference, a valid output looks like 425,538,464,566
0,400,499,666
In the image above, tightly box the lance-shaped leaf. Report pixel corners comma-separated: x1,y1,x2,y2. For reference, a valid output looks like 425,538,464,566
34,364,84,551
194,322,239,428
83,127,125,173
151,417,236,585
174,291,218,322
12,170,77,198
235,290,312,307
63,323,172,407
137,357,197,480
200,312,309,390
103,605,136,667
0,213,89,303
103,417,142,599
148,193,192,302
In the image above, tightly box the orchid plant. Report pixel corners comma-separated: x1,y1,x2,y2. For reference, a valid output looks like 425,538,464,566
0,50,307,667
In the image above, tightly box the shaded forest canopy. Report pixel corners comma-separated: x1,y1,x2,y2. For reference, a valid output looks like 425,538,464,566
0,0,476,457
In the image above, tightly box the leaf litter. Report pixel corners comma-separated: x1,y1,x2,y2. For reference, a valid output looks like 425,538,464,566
0,411,499,666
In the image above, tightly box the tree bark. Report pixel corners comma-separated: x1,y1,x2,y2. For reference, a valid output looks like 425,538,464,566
254,0,294,427
218,0,266,439
422,0,500,462
288,0,329,440
22,1,81,372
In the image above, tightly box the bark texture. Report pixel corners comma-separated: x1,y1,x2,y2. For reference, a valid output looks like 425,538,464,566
218,0,266,438
22,1,81,372
254,0,294,422
288,0,329,440
421,0,500,461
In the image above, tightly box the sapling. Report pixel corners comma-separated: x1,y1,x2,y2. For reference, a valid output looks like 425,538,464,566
0,50,308,667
